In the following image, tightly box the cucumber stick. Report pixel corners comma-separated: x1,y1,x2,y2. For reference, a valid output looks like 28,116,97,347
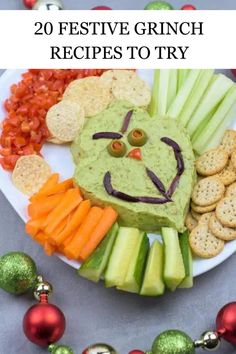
187,74,234,137
167,69,178,110
178,231,193,288
105,227,141,288
78,223,118,283
193,86,236,154
167,69,201,119
162,227,185,291
149,69,159,117
178,69,214,127
118,232,149,293
140,240,165,296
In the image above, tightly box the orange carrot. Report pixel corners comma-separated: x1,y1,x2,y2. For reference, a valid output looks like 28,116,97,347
44,178,74,196
50,200,91,246
25,216,45,237
30,173,59,202
80,207,118,261
58,231,76,253
44,188,82,235
28,193,65,219
34,231,48,246
64,207,103,260
44,241,56,256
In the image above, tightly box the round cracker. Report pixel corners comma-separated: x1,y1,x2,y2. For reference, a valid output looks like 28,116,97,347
226,182,236,198
209,214,236,241
196,148,228,176
191,176,225,207
191,209,201,221
63,76,113,117
198,212,214,225
220,130,236,155
47,137,65,145
216,197,236,228
217,161,236,186
230,150,236,170
191,201,217,214
12,155,51,196
111,71,151,107
189,224,224,258
46,101,85,143
185,212,198,232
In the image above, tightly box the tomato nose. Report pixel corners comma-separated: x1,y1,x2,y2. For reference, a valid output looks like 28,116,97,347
127,148,142,160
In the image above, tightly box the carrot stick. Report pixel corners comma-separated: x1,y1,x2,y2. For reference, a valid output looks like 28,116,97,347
28,193,65,219
58,231,76,253
45,178,74,196
44,188,82,235
34,231,48,246
50,200,91,246
64,207,103,260
80,207,118,261
30,173,59,202
44,241,56,256
25,216,45,237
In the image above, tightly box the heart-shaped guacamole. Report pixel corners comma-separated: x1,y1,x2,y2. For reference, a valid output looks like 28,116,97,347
72,100,195,232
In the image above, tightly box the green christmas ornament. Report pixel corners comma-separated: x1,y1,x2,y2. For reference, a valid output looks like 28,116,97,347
48,344,74,354
152,330,195,354
0,252,37,295
144,1,173,10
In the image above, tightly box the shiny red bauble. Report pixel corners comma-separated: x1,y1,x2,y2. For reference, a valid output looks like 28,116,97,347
23,0,37,8
128,351,145,354
181,4,196,10
231,69,236,78
216,302,236,344
91,5,112,10
23,302,66,347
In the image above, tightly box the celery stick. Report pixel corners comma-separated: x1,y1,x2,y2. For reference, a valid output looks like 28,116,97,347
187,74,234,137
167,69,178,110
193,86,236,154
178,69,214,127
148,69,159,117
191,104,220,143
157,70,170,116
177,69,190,91
167,69,201,119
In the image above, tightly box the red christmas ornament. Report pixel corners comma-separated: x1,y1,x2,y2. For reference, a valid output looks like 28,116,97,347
23,0,37,8
23,294,66,347
181,4,196,10
216,302,236,345
231,69,236,78
91,5,112,10
129,350,145,354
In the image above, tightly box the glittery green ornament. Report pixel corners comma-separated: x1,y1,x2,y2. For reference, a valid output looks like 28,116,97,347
144,1,173,10
0,252,37,295
152,330,195,354
48,344,74,354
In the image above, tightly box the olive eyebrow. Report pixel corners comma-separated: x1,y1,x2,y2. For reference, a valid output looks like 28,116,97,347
120,110,133,133
92,132,123,140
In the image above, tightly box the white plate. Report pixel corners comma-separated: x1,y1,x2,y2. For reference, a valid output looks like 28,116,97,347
0,69,235,277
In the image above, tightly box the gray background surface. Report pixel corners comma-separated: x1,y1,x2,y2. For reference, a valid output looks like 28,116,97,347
0,1,236,353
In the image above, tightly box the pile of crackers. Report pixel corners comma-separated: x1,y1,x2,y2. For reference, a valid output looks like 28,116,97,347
46,70,151,144
186,130,236,258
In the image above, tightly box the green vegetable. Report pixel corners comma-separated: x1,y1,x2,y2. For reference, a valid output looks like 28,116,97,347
162,227,185,291
157,70,170,116
107,140,127,157
167,69,201,119
178,69,214,127
167,69,178,110
187,74,234,137
193,85,236,154
128,128,148,146
118,232,149,293
178,231,193,288
105,227,141,287
177,69,190,91
78,223,118,283
149,69,159,117
140,240,165,296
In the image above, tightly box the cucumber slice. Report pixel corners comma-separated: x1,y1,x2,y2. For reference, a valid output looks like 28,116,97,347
140,240,165,296
167,69,201,119
178,69,214,127
162,227,185,291
78,223,118,283
118,232,149,293
187,74,234,137
178,231,193,288
148,69,160,117
105,227,141,288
